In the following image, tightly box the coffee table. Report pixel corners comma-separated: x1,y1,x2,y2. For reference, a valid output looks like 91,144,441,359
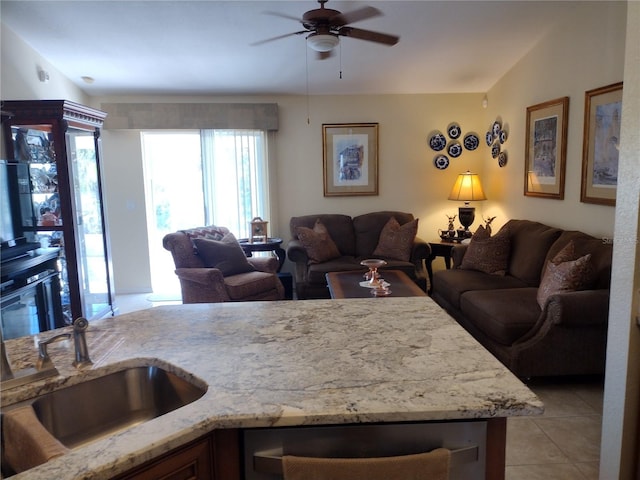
326,270,426,299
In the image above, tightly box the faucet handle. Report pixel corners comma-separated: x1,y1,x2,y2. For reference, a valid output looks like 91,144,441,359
36,333,71,371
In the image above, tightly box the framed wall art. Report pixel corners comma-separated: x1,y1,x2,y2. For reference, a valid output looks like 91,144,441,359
580,82,623,206
322,123,378,196
524,97,569,199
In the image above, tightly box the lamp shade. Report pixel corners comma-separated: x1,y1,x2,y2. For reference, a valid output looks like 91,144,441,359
307,33,339,52
448,171,487,203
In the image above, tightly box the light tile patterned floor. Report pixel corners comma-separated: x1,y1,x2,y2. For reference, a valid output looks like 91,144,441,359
116,294,605,480
506,377,603,480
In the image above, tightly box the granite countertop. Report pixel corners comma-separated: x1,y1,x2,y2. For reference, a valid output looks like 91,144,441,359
1,297,543,479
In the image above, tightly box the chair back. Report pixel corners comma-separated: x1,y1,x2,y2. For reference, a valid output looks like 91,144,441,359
162,225,230,269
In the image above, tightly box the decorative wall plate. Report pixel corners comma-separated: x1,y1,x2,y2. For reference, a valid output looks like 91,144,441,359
447,123,461,139
498,151,508,167
491,143,501,158
429,132,447,151
447,141,462,158
463,133,479,151
499,130,508,144
492,121,501,137
433,154,450,169
485,131,493,146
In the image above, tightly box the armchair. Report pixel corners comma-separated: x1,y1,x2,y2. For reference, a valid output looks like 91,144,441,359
163,225,285,303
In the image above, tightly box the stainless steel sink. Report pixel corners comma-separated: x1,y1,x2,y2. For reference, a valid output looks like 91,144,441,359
5,365,207,449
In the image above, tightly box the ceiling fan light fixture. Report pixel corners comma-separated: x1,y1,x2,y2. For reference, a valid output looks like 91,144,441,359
307,32,339,52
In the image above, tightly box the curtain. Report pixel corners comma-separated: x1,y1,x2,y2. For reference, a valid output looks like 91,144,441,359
201,130,269,239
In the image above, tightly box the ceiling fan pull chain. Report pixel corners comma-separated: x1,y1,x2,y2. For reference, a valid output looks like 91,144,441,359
339,42,343,79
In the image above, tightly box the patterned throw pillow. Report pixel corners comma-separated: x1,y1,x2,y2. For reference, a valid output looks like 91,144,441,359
460,225,510,275
296,219,341,264
372,217,418,262
537,241,595,308
193,232,255,276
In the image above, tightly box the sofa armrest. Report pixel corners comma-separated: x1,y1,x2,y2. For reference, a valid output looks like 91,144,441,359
451,244,469,268
411,236,431,261
545,289,610,327
286,239,309,264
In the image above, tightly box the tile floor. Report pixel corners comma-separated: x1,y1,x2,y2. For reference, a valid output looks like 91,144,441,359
115,294,604,480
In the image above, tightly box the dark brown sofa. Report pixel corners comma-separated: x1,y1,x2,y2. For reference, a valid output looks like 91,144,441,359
287,211,430,299
431,219,612,378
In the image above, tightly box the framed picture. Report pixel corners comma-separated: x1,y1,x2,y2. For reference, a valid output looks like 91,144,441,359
322,123,378,196
524,97,569,199
580,82,623,206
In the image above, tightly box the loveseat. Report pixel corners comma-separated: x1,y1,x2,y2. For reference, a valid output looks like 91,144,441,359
287,211,430,299
431,219,612,378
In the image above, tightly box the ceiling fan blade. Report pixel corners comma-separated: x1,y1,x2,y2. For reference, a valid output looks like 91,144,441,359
330,6,381,27
262,10,304,23
339,27,399,46
251,30,308,46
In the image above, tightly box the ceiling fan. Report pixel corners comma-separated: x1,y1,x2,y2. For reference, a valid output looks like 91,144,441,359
253,0,399,59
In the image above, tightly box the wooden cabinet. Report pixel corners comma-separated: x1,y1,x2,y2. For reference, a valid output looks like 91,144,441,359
1,100,115,324
113,430,241,480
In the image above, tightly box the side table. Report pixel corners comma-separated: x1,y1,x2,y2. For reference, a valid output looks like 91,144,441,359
426,240,459,294
238,237,286,272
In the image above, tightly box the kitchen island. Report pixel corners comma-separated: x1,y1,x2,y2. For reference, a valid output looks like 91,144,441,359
1,297,543,479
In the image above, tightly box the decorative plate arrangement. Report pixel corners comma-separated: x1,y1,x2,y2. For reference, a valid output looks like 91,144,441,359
433,154,450,170
485,117,509,167
463,133,479,151
429,132,447,151
447,141,463,158
447,123,461,139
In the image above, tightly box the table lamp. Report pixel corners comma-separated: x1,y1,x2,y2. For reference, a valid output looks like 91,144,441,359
448,171,486,235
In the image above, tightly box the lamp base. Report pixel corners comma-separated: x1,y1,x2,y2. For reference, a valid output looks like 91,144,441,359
458,206,476,233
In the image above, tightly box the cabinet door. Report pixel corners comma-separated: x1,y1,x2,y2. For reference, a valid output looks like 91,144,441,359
117,437,213,480
65,129,112,319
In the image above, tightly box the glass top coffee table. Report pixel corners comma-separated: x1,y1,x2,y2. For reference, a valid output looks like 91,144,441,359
326,270,427,299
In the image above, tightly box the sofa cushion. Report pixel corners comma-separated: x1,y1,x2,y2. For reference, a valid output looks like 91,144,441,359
306,256,364,284
296,219,341,264
372,217,418,262
193,233,256,276
501,220,562,286
432,268,528,309
291,214,356,256
353,211,415,258
460,226,510,275
460,288,541,345
537,243,595,308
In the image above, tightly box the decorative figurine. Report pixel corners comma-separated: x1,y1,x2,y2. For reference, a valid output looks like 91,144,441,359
483,215,497,233
446,214,457,232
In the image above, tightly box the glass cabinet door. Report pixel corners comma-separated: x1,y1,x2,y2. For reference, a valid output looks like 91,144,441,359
66,130,111,319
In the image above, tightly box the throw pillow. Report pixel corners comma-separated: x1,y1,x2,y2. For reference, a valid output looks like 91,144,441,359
537,242,595,308
193,233,255,276
460,225,510,275
372,217,418,262
295,219,341,264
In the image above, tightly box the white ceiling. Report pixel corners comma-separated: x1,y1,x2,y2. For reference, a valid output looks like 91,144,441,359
1,1,580,96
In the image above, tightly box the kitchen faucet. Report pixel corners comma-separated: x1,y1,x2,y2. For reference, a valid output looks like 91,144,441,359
0,317,92,390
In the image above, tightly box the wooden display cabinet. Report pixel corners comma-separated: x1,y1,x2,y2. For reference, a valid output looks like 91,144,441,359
1,100,115,324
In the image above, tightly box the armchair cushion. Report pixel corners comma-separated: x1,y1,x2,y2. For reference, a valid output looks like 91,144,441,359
373,217,418,262
295,219,341,264
193,233,256,276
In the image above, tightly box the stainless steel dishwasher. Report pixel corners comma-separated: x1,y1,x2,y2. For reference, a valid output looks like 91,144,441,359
244,420,487,480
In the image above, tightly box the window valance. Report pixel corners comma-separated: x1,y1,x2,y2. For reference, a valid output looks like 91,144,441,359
101,103,278,131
